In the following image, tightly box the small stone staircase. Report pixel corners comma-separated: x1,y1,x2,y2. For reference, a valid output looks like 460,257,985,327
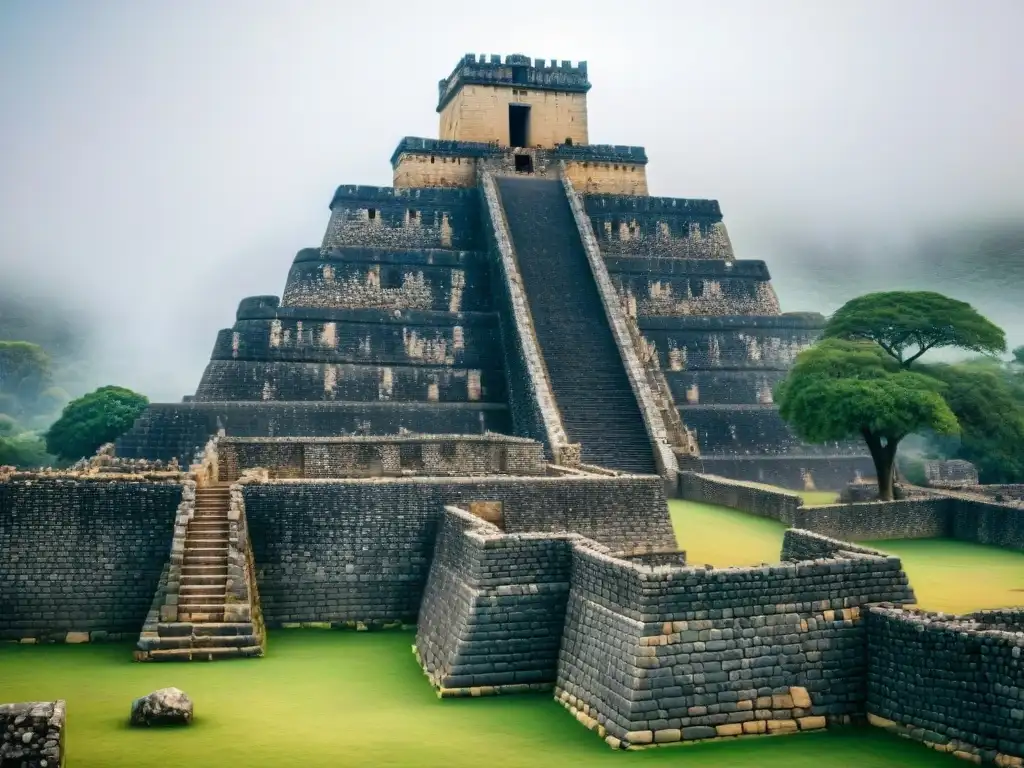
179,484,231,623
136,482,265,661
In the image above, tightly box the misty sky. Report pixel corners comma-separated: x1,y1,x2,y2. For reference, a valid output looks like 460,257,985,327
1,0,1022,401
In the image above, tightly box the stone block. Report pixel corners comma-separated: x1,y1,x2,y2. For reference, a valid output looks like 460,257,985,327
65,631,90,644
798,716,826,731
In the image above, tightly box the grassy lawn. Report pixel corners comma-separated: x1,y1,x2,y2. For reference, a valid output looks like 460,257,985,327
670,499,1024,613
0,631,961,767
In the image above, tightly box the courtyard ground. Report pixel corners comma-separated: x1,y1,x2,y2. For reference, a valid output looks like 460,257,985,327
670,499,1024,613
0,631,962,767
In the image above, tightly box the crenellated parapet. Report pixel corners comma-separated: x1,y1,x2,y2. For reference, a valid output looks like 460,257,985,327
437,53,591,112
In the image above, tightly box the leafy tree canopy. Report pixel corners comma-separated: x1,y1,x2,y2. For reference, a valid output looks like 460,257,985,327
45,385,148,461
1013,345,1024,366
776,339,958,499
823,291,1006,368
0,432,51,468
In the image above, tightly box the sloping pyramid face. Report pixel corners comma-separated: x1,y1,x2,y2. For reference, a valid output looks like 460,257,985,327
582,194,870,488
116,186,515,463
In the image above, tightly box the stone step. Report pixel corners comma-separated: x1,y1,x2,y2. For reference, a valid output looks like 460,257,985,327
157,622,255,637
177,610,225,623
179,584,226,595
182,564,227,575
146,634,259,650
180,575,227,587
181,557,227,569
144,645,263,661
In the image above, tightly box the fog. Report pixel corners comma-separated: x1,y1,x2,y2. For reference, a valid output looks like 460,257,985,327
1,0,1022,401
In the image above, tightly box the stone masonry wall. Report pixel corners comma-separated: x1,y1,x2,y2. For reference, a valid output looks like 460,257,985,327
556,535,915,749
217,435,546,480
0,700,66,767
415,506,580,695
242,475,671,628
867,606,1024,765
0,477,180,641
678,471,800,525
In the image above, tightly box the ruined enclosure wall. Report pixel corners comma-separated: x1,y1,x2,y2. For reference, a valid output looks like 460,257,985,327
281,247,492,312
678,471,800,524
243,475,672,627
0,701,65,767
867,607,1024,764
949,497,1024,551
697,457,873,492
556,540,915,749
792,499,950,542
116,401,512,463
217,436,546,480
416,507,577,694
322,186,481,252
0,478,180,641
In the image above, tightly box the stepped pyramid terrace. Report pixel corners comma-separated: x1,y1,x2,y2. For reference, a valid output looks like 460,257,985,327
115,51,872,491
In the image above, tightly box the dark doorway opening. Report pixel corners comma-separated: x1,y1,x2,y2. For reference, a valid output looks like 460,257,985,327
509,104,530,147
514,154,533,173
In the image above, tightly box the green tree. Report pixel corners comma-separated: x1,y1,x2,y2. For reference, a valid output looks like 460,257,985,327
1012,345,1024,367
45,386,148,461
823,291,1006,368
921,362,1024,483
776,339,959,500
0,341,53,415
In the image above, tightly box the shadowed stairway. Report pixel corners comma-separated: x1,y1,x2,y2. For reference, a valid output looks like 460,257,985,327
495,176,655,474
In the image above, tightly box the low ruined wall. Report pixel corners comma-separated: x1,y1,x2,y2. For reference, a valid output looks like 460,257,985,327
697,456,873,492
867,606,1024,765
556,532,915,749
243,475,672,627
950,497,1024,550
681,472,1024,550
792,499,950,542
678,471,800,523
0,700,65,767
416,507,578,695
0,477,180,642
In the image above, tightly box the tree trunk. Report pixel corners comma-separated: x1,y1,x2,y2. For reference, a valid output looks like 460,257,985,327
862,431,899,501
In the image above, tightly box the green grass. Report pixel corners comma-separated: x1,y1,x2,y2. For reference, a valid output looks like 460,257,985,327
0,631,960,767
670,499,1024,613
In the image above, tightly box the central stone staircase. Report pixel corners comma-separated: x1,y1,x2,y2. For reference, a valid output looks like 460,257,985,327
495,176,656,474
136,482,265,661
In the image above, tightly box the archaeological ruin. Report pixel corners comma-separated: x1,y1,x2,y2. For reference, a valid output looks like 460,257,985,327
2,53,1022,766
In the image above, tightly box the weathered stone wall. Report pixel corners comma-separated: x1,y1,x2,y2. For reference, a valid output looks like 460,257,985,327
556,533,915,749
680,471,1024,549
678,471,800,525
415,506,579,695
242,475,672,627
393,153,480,189
0,477,180,641
217,435,547,480
116,401,512,463
322,186,481,252
584,195,735,260
562,160,648,195
793,500,950,542
439,85,589,148
0,700,65,767
193,360,504,403
696,456,873,492
212,312,503,370
867,606,1024,765
281,247,491,312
